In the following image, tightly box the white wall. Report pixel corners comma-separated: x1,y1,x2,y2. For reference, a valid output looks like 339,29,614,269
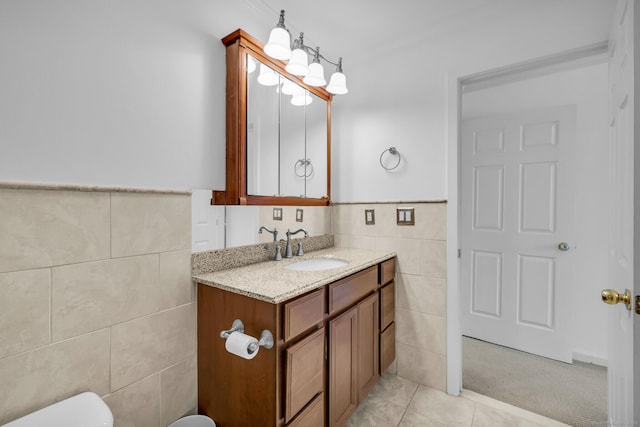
0,1,613,200
331,1,614,202
462,61,610,364
0,0,275,190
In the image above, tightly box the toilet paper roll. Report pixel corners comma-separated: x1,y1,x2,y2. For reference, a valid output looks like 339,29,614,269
225,331,260,360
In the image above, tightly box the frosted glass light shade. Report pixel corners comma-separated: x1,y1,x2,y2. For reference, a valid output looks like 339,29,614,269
291,91,313,106
281,79,298,95
326,71,348,94
264,27,291,60
303,62,326,87
246,56,256,74
257,64,279,86
285,49,309,76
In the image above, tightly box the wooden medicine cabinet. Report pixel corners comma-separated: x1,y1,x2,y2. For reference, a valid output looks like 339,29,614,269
214,29,332,206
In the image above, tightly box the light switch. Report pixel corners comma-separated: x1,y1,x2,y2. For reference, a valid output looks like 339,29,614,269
273,208,283,220
397,208,415,225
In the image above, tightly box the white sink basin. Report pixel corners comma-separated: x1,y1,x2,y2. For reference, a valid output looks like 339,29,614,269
284,257,349,271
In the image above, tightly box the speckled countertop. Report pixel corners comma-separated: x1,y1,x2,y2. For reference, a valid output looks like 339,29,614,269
193,247,396,304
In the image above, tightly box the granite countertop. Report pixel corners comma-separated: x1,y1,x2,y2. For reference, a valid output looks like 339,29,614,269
193,247,396,304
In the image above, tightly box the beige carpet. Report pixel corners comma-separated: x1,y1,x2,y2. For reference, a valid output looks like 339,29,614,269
463,336,607,427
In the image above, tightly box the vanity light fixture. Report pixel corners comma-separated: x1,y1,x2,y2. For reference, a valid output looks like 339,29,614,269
263,9,348,95
257,63,279,86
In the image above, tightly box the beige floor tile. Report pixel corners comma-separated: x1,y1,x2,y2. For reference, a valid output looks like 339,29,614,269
472,404,532,427
345,395,406,427
462,390,569,427
400,410,450,427
367,371,419,407
407,386,476,427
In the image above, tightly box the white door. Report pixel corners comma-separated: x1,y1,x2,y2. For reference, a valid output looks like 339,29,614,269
461,106,575,363
606,0,638,424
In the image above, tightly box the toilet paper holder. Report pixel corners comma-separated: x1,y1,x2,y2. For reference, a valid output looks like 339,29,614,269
220,319,274,351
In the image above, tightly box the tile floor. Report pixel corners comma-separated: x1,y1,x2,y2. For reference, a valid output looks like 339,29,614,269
345,373,570,427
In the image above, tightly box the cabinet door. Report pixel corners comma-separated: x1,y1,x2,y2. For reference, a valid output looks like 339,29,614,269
329,306,358,427
380,322,396,374
357,293,379,402
285,328,325,423
287,393,325,427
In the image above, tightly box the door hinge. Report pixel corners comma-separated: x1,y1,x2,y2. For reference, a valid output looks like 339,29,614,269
458,249,461,258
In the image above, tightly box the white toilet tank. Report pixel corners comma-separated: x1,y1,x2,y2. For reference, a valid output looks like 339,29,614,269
2,392,113,427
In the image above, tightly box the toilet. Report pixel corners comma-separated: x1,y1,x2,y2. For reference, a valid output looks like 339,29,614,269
2,392,113,427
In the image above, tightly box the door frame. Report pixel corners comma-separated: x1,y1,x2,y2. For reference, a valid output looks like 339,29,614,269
445,42,609,395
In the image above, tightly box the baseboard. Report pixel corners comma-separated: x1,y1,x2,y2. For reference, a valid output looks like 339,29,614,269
572,351,607,367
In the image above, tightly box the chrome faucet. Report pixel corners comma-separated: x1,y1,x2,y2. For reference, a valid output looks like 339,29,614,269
259,227,282,261
285,229,308,258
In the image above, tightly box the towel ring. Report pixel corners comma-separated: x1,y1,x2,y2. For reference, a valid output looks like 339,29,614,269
380,147,401,171
294,159,313,178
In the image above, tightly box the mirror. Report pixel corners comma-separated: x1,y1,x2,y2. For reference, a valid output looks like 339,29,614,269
214,29,331,206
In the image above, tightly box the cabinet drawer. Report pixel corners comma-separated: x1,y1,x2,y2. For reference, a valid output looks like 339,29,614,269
380,322,396,374
284,288,324,342
285,328,325,423
380,258,395,285
380,282,395,331
329,266,377,315
287,392,324,427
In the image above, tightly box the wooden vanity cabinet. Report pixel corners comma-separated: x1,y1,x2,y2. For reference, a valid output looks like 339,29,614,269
197,258,395,427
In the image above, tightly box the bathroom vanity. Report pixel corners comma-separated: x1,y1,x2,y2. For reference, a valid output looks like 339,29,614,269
194,248,396,427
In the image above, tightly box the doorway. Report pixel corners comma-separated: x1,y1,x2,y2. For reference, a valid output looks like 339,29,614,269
457,49,610,423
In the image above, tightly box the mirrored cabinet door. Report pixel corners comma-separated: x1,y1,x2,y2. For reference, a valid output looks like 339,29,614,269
305,91,328,199
245,52,329,200
280,80,307,197
215,29,332,206
247,56,280,197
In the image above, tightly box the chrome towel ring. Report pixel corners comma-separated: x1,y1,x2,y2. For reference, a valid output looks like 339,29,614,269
380,147,401,171
294,159,313,177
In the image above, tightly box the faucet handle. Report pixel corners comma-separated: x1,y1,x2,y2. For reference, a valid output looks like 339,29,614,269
296,241,304,256
274,245,282,261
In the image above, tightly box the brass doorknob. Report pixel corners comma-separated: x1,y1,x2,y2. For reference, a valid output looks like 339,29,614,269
601,289,632,310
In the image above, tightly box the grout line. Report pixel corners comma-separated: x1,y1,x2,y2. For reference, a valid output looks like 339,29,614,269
48,268,52,344
109,192,112,260
397,381,420,424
